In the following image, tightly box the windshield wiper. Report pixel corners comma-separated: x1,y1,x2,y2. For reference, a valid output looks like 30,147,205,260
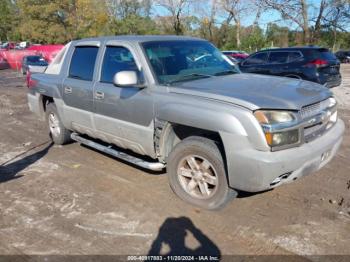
166,73,213,85
214,70,237,76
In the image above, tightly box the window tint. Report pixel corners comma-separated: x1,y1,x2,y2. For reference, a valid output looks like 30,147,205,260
268,52,289,64
100,46,138,83
69,46,98,81
244,52,268,65
288,51,303,62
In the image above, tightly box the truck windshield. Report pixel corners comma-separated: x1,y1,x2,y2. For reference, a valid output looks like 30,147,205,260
142,40,239,85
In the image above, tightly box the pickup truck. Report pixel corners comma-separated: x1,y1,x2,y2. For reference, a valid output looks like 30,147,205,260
27,36,344,209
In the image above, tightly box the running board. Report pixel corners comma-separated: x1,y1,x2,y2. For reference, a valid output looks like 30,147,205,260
71,133,165,171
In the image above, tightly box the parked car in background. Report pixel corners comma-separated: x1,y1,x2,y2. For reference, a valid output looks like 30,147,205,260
222,53,239,65
239,47,341,88
1,42,16,50
21,55,48,74
335,50,350,63
0,56,10,70
222,50,249,62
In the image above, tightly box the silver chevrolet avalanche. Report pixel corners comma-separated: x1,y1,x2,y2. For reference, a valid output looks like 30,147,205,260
27,36,344,209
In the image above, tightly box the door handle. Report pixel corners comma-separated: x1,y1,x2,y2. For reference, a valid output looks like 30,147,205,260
64,86,72,94
95,91,105,100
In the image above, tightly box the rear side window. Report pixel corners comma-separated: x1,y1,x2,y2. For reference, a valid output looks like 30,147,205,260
244,52,268,65
100,46,138,83
288,51,303,62
268,52,289,64
69,46,98,81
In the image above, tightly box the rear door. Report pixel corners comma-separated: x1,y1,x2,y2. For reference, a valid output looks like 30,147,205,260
239,52,269,74
265,50,305,78
266,51,290,76
62,43,99,136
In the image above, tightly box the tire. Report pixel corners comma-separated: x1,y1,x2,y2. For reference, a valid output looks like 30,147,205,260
46,103,71,145
167,136,237,210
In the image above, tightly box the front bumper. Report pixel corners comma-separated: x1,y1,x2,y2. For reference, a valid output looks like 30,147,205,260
221,119,345,192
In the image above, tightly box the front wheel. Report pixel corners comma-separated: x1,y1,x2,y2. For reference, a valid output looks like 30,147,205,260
46,103,71,145
167,136,237,210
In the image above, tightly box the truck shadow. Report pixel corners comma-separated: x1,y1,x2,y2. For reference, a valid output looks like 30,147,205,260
147,216,221,258
0,142,53,183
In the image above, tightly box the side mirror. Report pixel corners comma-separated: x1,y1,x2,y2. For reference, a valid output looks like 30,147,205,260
113,71,145,88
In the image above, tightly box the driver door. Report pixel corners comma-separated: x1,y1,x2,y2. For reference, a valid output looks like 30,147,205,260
93,43,155,156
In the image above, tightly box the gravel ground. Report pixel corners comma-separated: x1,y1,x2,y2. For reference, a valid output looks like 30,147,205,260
0,66,349,259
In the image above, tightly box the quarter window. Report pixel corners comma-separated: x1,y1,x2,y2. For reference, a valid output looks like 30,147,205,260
100,46,138,83
69,46,98,81
244,52,268,65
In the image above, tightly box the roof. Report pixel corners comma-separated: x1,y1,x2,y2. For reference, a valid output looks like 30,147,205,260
260,46,328,52
71,35,205,44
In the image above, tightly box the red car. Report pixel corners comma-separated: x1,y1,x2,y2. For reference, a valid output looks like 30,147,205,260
222,50,249,62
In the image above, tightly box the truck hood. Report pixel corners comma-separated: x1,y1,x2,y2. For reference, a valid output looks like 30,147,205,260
169,74,332,110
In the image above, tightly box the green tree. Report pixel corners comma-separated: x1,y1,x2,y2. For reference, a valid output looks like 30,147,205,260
17,0,71,43
113,15,159,35
0,0,17,42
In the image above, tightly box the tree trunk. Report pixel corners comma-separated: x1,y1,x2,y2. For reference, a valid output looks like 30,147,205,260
236,20,241,48
313,0,326,43
300,0,310,44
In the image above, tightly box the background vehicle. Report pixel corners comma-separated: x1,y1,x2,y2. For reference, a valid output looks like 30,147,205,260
0,42,16,50
239,47,341,88
27,36,344,209
222,50,249,62
335,50,350,63
0,56,9,70
21,55,48,74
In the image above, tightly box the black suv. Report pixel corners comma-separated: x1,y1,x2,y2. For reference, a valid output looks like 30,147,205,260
335,50,350,63
239,47,341,88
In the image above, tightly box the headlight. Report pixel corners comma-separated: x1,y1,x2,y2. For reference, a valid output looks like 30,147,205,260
254,110,297,125
265,130,300,147
254,110,300,149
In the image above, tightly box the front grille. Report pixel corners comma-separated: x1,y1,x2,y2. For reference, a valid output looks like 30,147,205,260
300,99,330,120
301,98,336,142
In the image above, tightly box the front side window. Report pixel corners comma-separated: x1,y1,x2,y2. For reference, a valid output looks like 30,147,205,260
69,46,98,81
268,52,289,64
244,52,268,65
142,40,238,85
100,46,138,83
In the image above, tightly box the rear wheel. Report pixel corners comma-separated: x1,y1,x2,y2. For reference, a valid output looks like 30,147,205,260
167,136,237,210
46,103,71,145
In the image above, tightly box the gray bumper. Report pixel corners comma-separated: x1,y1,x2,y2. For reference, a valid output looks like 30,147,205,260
221,119,345,192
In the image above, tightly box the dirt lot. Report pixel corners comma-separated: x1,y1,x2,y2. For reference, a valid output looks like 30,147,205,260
0,66,349,259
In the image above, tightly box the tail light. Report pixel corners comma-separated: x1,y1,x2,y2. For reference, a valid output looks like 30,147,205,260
304,59,328,68
26,70,37,88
